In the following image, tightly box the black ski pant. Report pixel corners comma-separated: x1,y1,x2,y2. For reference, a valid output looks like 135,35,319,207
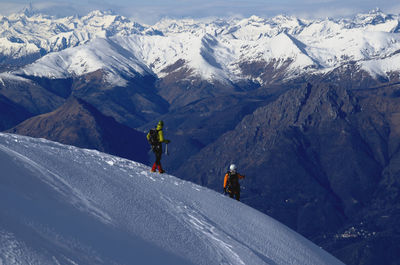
228,188,240,201
152,144,162,165
155,150,162,165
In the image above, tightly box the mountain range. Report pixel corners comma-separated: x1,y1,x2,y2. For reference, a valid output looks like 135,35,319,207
2,8,400,87
1,8,400,265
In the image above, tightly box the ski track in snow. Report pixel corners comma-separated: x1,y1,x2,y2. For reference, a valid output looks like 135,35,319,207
175,202,247,265
0,133,345,265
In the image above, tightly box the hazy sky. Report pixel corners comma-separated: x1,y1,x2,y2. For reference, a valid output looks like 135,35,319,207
1,0,400,24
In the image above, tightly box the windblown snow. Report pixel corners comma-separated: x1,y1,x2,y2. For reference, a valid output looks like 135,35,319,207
0,133,345,265
1,9,400,85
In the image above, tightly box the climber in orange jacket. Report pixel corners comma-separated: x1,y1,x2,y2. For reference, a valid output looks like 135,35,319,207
223,164,245,201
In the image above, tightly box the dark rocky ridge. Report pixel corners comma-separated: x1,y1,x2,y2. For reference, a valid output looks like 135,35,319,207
0,74,66,131
7,97,149,164
0,69,169,131
175,81,400,265
0,94,32,131
0,75,65,118
71,69,169,128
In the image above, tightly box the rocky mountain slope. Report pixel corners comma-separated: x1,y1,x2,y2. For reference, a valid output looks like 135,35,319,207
7,97,149,164
176,81,400,265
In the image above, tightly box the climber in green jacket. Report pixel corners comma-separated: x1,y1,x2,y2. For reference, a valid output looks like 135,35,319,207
146,120,170,173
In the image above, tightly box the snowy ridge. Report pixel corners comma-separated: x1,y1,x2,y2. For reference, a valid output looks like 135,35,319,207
2,9,400,84
17,37,152,86
0,10,143,58
0,133,345,265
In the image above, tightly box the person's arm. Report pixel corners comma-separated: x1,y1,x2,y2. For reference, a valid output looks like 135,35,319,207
238,173,245,179
146,132,150,141
158,130,170,143
223,173,229,188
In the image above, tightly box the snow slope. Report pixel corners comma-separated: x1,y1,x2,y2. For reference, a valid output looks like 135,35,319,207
0,133,345,265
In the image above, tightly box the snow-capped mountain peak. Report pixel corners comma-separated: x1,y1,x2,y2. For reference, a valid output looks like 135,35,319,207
354,8,391,26
0,9,145,62
16,37,152,86
2,9,400,86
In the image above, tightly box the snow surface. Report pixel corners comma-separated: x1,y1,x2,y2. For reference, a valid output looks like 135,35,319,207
2,9,400,85
0,133,345,265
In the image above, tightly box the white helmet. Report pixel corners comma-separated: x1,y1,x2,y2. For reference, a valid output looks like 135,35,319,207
229,164,237,172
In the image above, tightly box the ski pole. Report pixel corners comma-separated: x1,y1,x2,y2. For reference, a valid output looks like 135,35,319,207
165,143,169,155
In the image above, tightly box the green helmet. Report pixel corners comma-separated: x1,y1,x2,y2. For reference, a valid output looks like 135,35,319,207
156,121,164,130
